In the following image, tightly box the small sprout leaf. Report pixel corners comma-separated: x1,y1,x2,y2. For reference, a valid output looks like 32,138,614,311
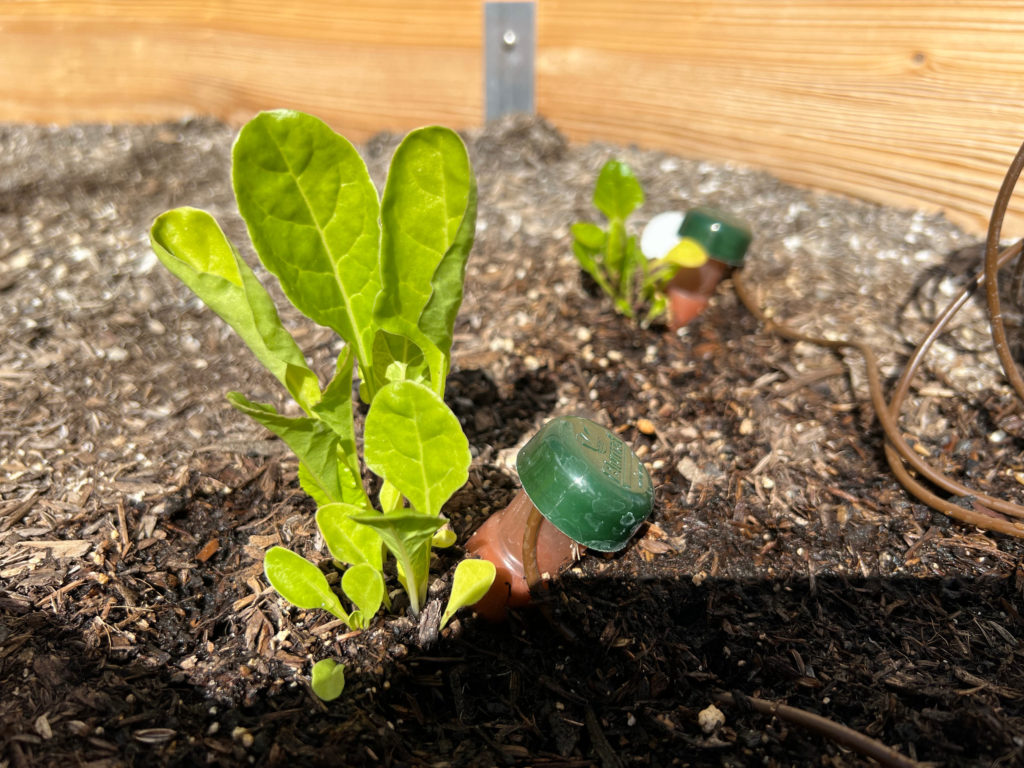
264,547,348,622
440,559,497,629
341,563,385,626
372,329,427,389
432,525,457,549
311,658,346,702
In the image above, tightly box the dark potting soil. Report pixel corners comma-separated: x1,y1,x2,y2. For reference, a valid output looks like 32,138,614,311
1,115,1023,767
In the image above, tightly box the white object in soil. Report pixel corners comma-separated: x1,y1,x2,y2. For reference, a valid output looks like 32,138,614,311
640,210,684,260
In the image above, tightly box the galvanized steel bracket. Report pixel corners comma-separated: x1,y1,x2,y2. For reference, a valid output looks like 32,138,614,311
485,2,535,121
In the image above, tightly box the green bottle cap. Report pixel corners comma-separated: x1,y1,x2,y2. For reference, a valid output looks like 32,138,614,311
677,207,752,266
516,416,655,552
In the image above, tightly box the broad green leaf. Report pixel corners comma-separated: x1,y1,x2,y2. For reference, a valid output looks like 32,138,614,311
593,159,644,222
440,559,497,628
311,658,346,701
416,163,476,361
341,562,385,627
376,126,475,365
571,221,606,251
312,347,367,506
228,393,344,504
297,462,334,508
316,502,383,571
150,207,320,412
232,110,382,393
363,380,471,518
264,546,348,621
349,510,443,614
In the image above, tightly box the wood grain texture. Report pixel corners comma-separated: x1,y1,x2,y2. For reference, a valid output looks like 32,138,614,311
4,0,1024,232
0,1,483,136
537,0,1024,234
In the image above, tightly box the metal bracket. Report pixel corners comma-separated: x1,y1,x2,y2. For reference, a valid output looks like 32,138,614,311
485,2,535,121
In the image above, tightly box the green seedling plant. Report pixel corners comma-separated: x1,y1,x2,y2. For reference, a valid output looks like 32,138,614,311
149,110,495,694
571,159,699,323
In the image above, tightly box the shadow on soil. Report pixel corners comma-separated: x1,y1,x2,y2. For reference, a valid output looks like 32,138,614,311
4,569,1022,767
446,366,559,454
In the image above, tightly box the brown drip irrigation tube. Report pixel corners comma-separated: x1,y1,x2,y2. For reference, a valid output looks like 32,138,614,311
733,139,1024,538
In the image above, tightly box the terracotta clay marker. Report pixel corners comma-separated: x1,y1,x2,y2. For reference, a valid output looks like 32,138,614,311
467,415,654,621
642,207,752,330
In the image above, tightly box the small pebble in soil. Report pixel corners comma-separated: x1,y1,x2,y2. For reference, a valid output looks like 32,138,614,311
231,727,254,748
698,703,726,734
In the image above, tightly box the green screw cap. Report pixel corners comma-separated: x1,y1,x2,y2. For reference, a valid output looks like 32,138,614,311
678,207,752,266
516,416,655,552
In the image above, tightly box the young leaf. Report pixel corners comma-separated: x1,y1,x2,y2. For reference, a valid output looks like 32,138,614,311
297,463,336,508
432,525,457,549
227,393,345,504
572,225,615,300
316,502,383,572
311,346,367,506
349,510,443,615
311,658,346,702
376,126,476,371
341,562,385,628
378,480,404,515
232,110,382,395
363,380,471,518
606,219,629,287
593,159,644,222
371,329,428,389
149,207,321,412
264,546,349,622
571,221,606,251
440,559,497,629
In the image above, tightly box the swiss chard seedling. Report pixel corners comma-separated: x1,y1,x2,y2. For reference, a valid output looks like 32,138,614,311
150,110,495,695
571,159,709,324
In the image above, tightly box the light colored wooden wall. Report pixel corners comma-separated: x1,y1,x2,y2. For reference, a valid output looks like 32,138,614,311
0,1,484,135
4,0,1024,235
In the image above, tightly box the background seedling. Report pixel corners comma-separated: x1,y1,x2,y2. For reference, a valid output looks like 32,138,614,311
571,159,708,323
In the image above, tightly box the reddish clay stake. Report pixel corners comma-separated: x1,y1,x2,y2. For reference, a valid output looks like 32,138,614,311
665,258,731,331
465,488,577,621
643,208,752,330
